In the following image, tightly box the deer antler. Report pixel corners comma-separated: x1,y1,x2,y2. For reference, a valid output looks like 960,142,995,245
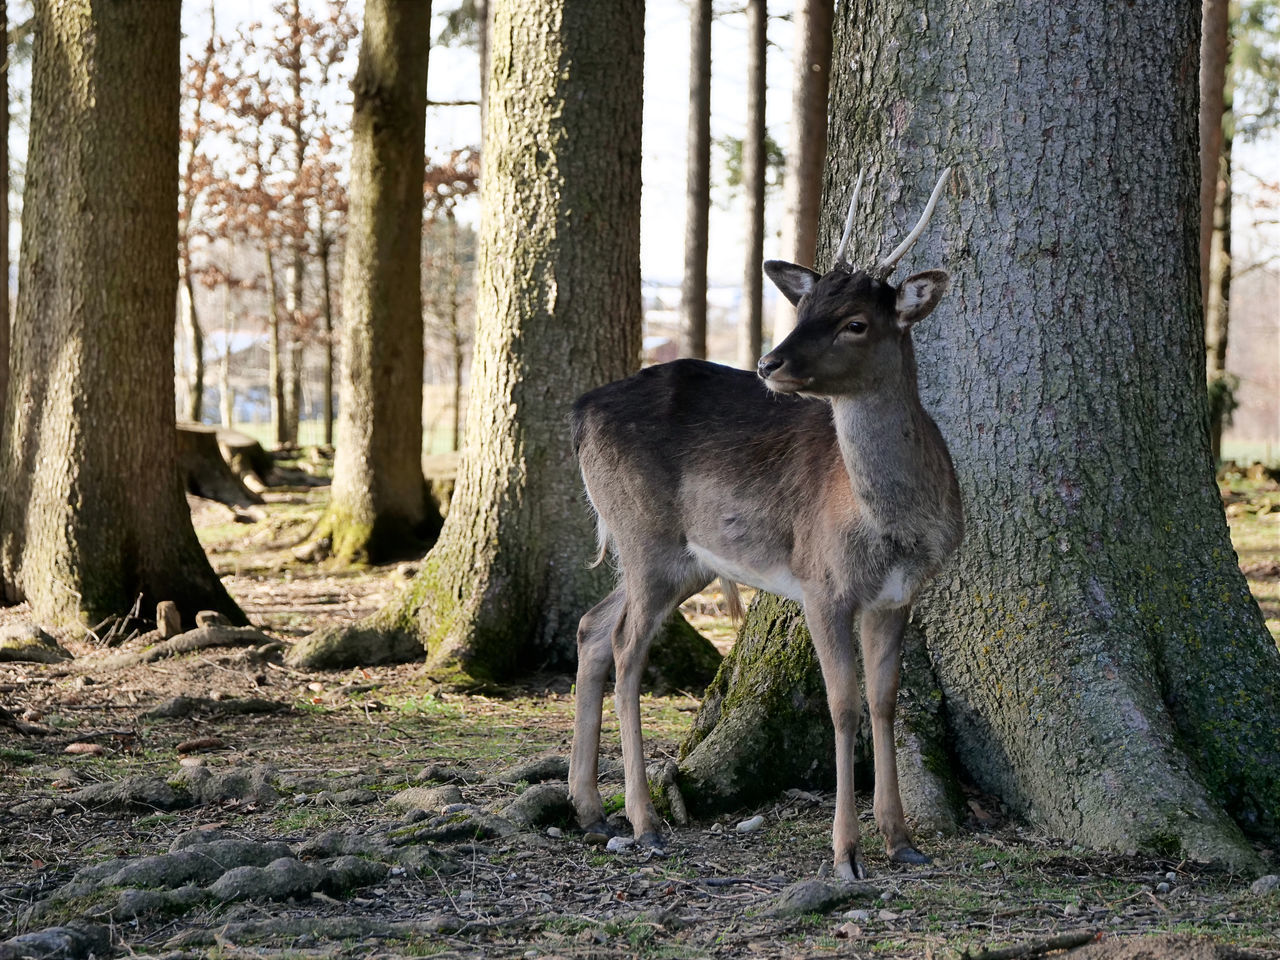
832,167,866,268
871,167,952,281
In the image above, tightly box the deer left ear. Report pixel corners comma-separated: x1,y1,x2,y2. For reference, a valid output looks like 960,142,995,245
895,270,950,328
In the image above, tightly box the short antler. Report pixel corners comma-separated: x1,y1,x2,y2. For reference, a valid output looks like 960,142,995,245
832,167,866,268
871,167,952,281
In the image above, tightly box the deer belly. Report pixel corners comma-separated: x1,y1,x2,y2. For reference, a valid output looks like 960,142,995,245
686,543,805,602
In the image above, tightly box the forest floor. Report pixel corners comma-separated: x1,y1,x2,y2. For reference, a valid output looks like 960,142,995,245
0,467,1278,959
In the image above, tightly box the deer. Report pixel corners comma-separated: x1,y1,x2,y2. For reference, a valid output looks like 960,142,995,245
567,168,963,881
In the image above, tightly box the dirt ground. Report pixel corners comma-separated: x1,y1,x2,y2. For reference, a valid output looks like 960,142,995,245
1,479,1279,959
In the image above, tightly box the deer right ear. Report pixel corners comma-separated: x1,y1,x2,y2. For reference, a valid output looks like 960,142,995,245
764,260,820,306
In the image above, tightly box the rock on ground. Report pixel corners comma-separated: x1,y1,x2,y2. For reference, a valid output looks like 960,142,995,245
0,623,71,663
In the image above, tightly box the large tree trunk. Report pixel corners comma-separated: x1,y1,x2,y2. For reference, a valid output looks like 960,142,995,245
1206,128,1233,463
771,0,832,345
681,0,1278,870
290,0,719,687
1199,0,1230,309
315,0,437,564
681,0,711,360
737,0,767,369
0,0,244,628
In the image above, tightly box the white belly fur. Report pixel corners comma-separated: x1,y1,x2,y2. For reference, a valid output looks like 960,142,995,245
687,543,806,602
868,564,913,610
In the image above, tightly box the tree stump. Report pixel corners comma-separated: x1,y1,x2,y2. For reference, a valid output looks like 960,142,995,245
176,424,263,508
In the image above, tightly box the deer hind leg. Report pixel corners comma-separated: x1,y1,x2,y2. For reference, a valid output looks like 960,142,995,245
860,605,929,865
804,596,865,880
570,587,627,833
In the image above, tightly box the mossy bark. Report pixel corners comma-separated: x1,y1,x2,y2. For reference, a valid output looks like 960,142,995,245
319,0,440,565
681,0,1280,869
0,0,244,629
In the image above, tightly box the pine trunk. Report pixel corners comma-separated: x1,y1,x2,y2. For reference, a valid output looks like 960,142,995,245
771,0,832,345
1207,130,1233,463
0,0,243,628
681,0,711,360
681,0,1278,869
737,0,767,369
318,0,435,564
1199,0,1230,308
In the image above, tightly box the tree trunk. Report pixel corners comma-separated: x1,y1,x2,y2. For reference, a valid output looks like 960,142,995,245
293,0,718,687
180,270,205,423
316,0,437,564
176,424,262,509
0,0,244,628
1207,127,1233,463
320,233,335,447
476,0,490,138
771,0,832,345
681,0,711,360
266,246,287,447
737,0,767,369
0,0,9,436
1199,0,1230,309
286,337,302,443
681,0,1278,870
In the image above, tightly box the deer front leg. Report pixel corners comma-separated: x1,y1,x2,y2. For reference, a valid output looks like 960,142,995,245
570,588,625,833
805,597,865,880
860,605,929,865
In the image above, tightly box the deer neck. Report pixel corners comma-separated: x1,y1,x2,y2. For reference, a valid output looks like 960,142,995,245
830,382,935,536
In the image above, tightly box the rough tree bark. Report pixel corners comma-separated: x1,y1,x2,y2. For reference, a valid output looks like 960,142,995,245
771,0,832,345
292,0,720,688
311,0,438,565
681,0,1279,870
1206,110,1234,463
681,0,711,360
737,0,767,369
0,0,244,628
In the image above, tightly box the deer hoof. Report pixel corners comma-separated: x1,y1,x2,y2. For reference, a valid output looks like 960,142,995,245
636,830,667,852
834,856,868,881
889,845,932,866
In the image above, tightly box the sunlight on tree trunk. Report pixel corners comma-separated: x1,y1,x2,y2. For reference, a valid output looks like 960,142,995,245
0,0,243,628
772,0,832,345
311,0,437,565
0,0,8,436
1200,0,1230,309
681,0,711,360
681,0,1279,870
737,0,767,369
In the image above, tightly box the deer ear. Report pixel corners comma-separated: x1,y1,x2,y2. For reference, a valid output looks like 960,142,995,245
895,270,950,327
764,260,821,306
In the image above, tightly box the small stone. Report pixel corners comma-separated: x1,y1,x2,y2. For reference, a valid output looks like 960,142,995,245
835,921,862,939
606,836,634,853
843,909,870,921
1250,874,1280,896
156,601,182,639
547,827,563,839
501,782,574,827
1155,882,1170,894
878,909,899,921
1165,871,1178,882
736,815,765,834
458,889,475,902
195,610,230,628
179,756,206,768
1063,903,1081,917
584,832,609,847
768,879,882,917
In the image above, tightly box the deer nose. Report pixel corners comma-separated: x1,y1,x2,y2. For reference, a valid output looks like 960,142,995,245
757,353,783,379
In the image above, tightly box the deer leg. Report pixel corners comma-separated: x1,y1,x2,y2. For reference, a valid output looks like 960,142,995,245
570,587,626,833
612,583,683,849
804,596,865,880
860,605,929,865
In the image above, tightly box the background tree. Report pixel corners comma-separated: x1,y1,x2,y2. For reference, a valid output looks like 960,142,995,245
771,0,832,345
1201,0,1231,311
291,0,719,686
0,0,8,436
0,0,243,627
737,0,767,368
681,0,712,360
311,0,436,565
680,0,1279,868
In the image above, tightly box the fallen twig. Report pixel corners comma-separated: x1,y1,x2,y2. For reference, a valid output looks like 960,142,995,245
960,929,1100,960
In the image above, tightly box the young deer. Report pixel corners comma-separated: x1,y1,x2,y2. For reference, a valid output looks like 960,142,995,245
569,170,963,880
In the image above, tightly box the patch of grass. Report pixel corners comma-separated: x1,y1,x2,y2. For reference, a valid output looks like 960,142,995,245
0,747,38,766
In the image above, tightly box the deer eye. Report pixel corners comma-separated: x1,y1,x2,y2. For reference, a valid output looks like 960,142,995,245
843,319,867,335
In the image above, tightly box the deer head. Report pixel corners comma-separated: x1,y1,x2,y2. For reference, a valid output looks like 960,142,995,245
758,168,953,396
